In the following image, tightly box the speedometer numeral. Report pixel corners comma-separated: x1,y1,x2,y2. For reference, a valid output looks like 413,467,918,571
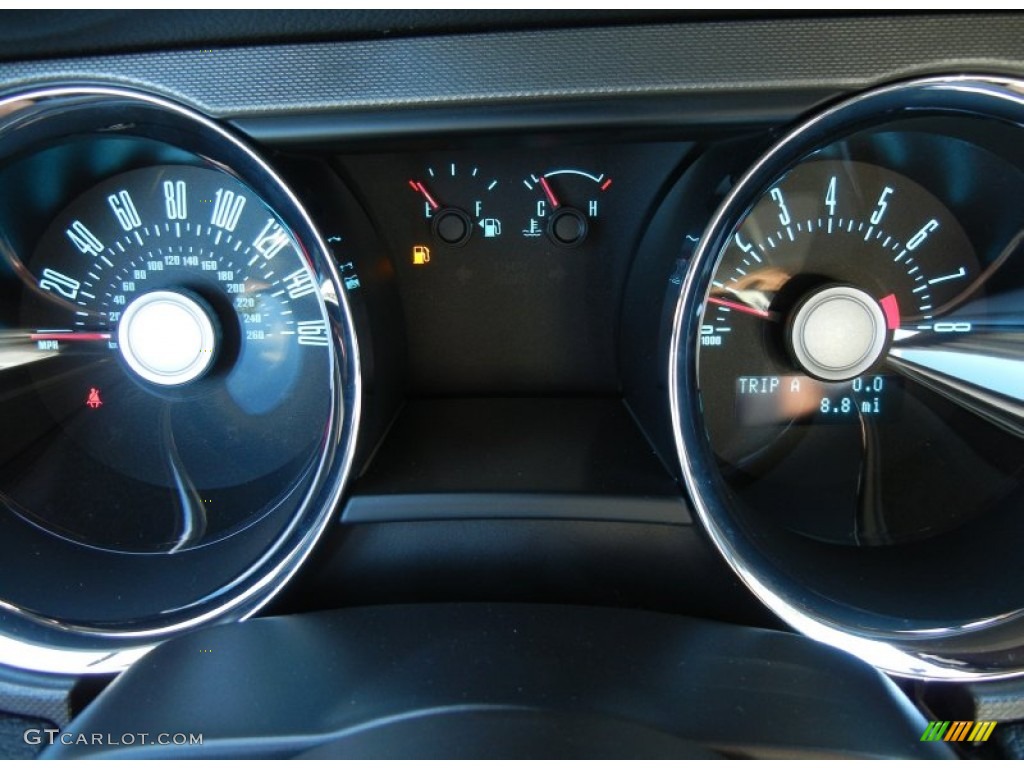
164,180,188,220
252,218,291,260
283,268,317,299
211,188,247,232
66,220,104,257
296,320,329,346
39,268,81,300
108,190,142,231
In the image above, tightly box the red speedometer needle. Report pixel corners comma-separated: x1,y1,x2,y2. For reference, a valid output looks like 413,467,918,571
30,332,111,342
409,180,440,211
706,296,779,321
539,176,560,209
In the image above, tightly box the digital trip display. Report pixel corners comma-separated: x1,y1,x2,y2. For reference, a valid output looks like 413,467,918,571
735,374,899,426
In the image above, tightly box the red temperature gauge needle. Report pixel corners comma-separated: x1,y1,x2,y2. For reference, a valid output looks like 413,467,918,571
30,332,111,342
539,176,560,209
409,180,440,211
706,296,779,321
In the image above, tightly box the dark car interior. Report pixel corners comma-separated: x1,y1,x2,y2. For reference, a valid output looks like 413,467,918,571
0,10,1023,759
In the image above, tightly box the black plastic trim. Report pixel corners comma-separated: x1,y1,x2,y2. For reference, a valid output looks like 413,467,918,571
342,493,691,525
232,90,836,147
43,604,954,759
0,15,1021,127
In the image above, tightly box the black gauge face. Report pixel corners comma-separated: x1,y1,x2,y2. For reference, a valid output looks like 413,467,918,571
521,168,610,247
6,165,333,553
696,158,1022,545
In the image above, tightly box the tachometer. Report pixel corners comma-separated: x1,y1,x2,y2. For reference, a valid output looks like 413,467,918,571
697,159,984,545
671,76,1024,679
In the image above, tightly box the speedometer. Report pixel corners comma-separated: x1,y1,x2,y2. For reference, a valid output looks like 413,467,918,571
16,165,331,553
0,86,360,674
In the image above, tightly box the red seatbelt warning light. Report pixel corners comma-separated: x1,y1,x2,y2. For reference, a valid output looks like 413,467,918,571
86,388,103,409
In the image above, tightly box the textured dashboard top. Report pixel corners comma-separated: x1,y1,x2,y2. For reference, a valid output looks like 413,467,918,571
0,14,1020,119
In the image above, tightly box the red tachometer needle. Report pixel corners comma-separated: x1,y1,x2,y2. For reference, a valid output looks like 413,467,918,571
706,296,779,321
539,176,560,209
409,180,440,211
879,293,901,330
30,332,111,342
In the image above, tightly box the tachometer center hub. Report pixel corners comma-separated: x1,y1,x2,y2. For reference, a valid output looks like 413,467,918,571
117,290,216,386
789,285,887,381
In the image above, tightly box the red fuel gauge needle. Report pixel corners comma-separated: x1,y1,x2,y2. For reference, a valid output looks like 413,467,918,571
409,180,440,211
539,176,560,209
30,332,111,342
707,296,779,321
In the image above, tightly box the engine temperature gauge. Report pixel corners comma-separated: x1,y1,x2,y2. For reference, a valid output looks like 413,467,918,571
521,169,612,247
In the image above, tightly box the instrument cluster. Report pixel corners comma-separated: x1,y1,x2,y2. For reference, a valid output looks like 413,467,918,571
0,74,1023,682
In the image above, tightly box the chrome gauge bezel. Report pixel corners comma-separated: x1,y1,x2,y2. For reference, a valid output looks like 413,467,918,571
0,86,361,674
671,75,1024,680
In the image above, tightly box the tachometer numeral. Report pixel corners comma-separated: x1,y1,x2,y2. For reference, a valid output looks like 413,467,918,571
906,218,939,251
108,190,142,231
870,186,894,225
211,188,247,232
927,267,966,286
66,220,104,257
39,268,81,300
296,320,329,346
164,180,188,220
825,175,837,216
734,233,754,253
933,321,972,333
283,268,317,300
770,187,791,226
252,218,291,260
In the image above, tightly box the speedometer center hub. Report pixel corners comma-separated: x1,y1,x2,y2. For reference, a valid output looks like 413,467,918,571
788,285,887,381
117,289,216,386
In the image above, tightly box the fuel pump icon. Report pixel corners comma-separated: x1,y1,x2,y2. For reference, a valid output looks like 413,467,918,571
412,245,431,265
480,218,502,238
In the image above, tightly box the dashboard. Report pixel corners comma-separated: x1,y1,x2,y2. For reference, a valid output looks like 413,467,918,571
1,10,1023,760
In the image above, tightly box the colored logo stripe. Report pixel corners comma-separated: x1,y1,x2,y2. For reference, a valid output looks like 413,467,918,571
967,721,997,742
920,721,996,743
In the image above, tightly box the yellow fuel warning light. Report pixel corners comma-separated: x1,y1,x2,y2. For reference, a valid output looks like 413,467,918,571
412,245,431,266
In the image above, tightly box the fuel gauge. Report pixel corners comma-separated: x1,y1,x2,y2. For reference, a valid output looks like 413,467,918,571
521,169,612,247
408,162,502,247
